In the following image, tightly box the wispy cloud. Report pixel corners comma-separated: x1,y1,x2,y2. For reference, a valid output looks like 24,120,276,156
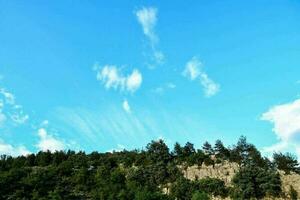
51,106,197,151
93,64,142,93
0,139,31,156
199,73,220,97
36,128,65,152
153,82,176,94
136,7,158,45
0,99,6,127
135,7,164,67
183,57,220,97
183,58,202,80
0,88,29,126
261,99,300,157
122,99,131,113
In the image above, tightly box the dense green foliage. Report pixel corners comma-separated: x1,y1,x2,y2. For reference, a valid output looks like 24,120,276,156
0,136,298,199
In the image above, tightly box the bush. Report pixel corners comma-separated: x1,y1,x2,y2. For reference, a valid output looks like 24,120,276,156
192,191,210,200
197,178,228,197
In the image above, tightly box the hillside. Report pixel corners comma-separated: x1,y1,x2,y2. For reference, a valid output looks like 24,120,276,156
0,136,300,200
183,161,300,200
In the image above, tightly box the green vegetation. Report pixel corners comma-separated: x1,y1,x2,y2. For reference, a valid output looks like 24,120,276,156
289,185,298,200
0,136,299,199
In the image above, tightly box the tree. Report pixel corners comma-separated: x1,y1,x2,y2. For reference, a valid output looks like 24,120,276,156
235,136,249,164
173,142,184,162
214,140,230,160
146,140,171,164
36,151,52,166
202,142,214,155
231,164,281,199
170,177,195,200
183,142,196,157
197,178,228,197
187,150,206,166
191,191,210,200
0,138,288,199
289,185,298,200
273,152,299,174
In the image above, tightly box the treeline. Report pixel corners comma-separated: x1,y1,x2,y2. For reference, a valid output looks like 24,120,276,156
0,136,299,200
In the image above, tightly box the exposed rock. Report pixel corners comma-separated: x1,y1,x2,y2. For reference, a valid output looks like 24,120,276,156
180,161,239,186
181,162,300,200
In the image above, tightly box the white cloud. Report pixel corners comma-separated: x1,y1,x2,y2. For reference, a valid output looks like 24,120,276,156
0,139,31,156
261,99,300,142
199,73,220,97
183,57,202,80
37,128,65,152
261,99,300,157
122,99,131,113
183,57,220,97
135,7,164,67
262,141,288,154
94,64,142,93
136,7,158,45
126,70,143,93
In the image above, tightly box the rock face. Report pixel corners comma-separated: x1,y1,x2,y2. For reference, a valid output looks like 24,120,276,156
181,161,300,200
280,171,300,198
181,161,239,186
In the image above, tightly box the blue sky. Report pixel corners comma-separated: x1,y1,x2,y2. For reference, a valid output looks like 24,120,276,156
1,0,300,157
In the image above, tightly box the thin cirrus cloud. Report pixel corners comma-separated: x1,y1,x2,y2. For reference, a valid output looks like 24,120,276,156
93,64,142,93
51,106,198,151
183,57,220,97
135,7,164,67
261,99,300,157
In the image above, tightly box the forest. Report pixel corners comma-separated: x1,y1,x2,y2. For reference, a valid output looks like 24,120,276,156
0,136,299,200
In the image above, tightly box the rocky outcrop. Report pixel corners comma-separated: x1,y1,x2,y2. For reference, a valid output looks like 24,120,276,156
180,161,239,186
181,162,300,200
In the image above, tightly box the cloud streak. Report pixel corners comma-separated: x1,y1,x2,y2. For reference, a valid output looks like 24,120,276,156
183,57,220,97
51,106,197,151
135,7,164,67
